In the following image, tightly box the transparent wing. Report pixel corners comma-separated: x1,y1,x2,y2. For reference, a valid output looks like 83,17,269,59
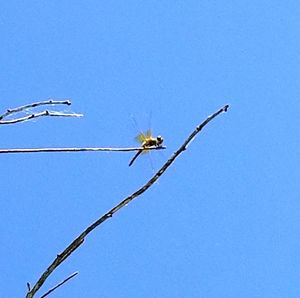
141,148,150,155
146,129,152,138
136,131,150,154
135,132,146,144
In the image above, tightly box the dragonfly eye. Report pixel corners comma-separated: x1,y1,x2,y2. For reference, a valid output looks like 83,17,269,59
156,136,163,145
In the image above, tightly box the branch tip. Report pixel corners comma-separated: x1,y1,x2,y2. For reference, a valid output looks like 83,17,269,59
39,271,79,298
223,104,229,112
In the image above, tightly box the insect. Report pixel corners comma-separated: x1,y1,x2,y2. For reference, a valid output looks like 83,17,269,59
129,129,163,167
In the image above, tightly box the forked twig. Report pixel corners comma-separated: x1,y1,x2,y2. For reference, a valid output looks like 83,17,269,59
0,100,71,119
0,111,82,124
0,100,82,124
39,272,78,298
25,104,229,298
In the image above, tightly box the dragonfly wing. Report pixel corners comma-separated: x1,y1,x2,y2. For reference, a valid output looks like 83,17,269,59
135,132,146,144
141,149,150,155
146,129,152,138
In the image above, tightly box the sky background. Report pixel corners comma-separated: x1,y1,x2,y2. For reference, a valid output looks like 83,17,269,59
0,1,299,297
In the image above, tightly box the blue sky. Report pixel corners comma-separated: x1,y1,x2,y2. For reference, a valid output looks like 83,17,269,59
1,1,299,297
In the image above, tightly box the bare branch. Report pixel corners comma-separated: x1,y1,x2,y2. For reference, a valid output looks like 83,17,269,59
25,104,229,298
0,100,71,120
0,110,83,125
0,146,166,154
0,100,82,125
40,272,78,298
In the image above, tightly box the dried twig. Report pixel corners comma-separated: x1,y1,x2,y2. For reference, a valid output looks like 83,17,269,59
40,272,78,298
0,111,82,124
25,104,229,298
0,100,82,124
0,100,71,119
0,146,166,154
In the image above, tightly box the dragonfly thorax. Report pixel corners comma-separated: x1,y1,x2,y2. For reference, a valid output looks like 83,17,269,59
142,135,163,148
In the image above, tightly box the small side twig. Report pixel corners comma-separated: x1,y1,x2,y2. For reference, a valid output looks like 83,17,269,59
40,272,78,298
26,104,229,298
0,100,82,125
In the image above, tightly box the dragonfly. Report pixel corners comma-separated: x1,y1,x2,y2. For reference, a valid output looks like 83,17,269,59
128,129,163,167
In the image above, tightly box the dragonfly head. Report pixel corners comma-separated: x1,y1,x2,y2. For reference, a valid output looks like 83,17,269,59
156,135,163,146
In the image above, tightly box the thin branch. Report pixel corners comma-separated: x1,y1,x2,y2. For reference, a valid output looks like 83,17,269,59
0,146,166,154
0,110,82,125
26,104,229,298
0,100,71,120
40,272,79,298
0,100,82,125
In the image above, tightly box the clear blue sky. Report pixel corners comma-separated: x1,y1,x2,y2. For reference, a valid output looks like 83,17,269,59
1,1,299,297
